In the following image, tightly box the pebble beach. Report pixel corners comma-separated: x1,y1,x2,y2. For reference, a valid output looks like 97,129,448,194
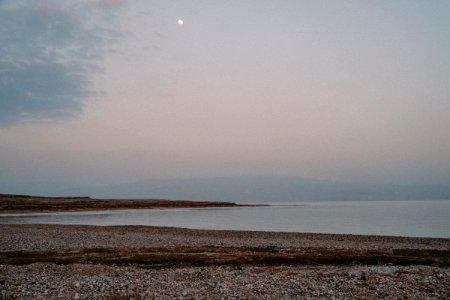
1,224,449,299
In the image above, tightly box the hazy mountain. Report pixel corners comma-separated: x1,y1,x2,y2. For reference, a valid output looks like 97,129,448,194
58,176,450,202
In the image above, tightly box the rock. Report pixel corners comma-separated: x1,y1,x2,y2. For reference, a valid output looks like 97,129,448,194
360,272,367,280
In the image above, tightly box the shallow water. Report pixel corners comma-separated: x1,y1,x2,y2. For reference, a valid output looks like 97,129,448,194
1,200,449,238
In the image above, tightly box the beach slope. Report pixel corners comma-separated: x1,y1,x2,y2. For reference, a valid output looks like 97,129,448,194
1,224,449,299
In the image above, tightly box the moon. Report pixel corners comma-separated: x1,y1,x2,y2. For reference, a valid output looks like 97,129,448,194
177,19,184,25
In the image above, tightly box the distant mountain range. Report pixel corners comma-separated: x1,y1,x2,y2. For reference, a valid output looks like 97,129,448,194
58,176,450,202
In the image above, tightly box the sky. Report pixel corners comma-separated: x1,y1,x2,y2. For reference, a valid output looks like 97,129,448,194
1,0,450,193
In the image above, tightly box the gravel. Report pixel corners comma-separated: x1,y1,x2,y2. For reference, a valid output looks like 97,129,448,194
1,224,448,252
1,224,449,299
1,264,449,299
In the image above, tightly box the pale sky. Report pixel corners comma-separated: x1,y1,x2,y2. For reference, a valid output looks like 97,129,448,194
1,0,450,193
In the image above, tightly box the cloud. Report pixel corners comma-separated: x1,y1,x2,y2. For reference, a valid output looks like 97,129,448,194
85,0,127,10
0,0,122,125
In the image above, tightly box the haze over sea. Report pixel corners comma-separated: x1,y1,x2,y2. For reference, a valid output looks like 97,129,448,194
1,1,450,195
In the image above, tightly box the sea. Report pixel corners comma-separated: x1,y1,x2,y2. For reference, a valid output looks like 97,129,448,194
1,200,449,238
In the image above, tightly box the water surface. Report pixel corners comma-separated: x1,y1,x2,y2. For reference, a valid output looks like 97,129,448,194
1,200,449,238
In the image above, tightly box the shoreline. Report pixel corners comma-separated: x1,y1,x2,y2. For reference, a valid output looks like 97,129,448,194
0,194,261,214
1,224,449,266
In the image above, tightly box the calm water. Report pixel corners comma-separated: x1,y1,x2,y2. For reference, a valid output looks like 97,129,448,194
1,200,449,238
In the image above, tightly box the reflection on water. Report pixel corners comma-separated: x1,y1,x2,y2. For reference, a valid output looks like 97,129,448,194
1,200,449,238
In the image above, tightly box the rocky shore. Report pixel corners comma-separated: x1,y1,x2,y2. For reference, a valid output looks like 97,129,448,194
1,224,449,299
